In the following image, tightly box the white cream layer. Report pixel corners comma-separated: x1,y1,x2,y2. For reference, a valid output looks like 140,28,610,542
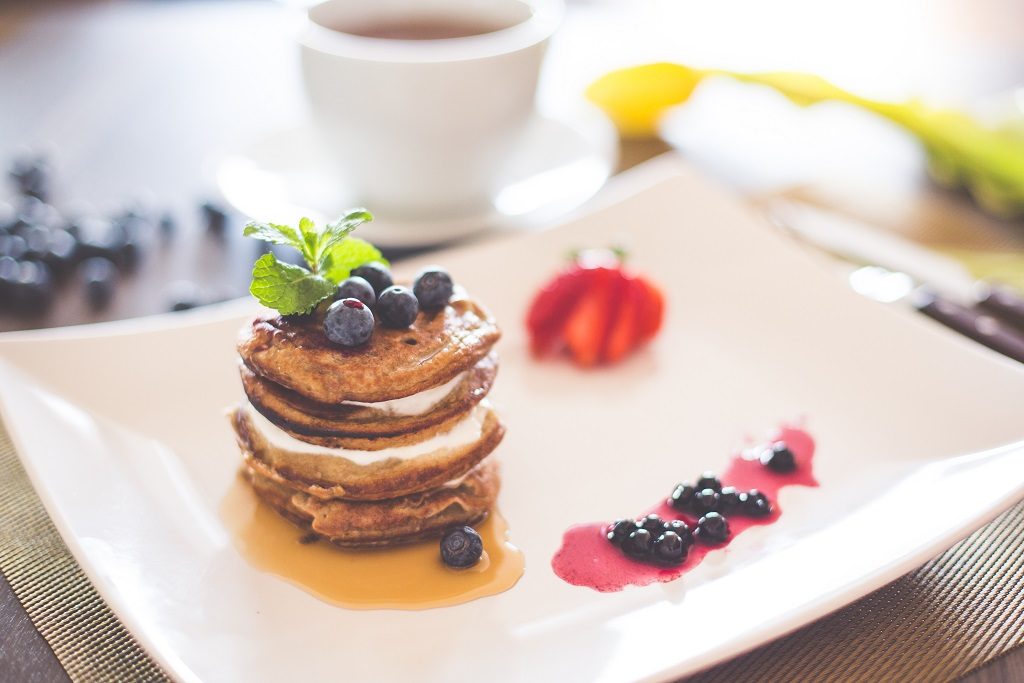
246,400,488,466
342,371,467,416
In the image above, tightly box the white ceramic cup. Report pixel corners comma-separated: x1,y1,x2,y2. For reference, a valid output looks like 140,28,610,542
299,0,563,220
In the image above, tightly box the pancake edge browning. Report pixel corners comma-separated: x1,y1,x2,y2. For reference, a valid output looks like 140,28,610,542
231,403,505,501
242,458,500,547
238,294,500,404
240,353,497,447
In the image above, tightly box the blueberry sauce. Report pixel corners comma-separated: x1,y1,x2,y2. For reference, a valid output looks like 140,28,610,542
551,426,818,592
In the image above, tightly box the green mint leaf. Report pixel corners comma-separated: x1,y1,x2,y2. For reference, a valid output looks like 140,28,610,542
249,253,335,315
322,237,388,283
297,217,320,269
242,221,304,252
314,209,374,274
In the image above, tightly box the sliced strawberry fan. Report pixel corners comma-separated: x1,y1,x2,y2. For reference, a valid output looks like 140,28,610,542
526,251,665,367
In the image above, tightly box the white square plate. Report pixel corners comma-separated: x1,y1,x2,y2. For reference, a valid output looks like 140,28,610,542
2,159,1024,683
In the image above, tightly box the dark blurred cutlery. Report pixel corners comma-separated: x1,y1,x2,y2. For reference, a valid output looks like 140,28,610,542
769,201,1024,364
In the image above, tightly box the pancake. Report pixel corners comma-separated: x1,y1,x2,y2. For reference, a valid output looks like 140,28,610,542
231,402,505,501
243,458,500,547
238,292,500,404
240,353,497,443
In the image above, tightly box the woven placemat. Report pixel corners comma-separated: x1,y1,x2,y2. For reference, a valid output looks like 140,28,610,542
1,416,1023,683
0,422,170,682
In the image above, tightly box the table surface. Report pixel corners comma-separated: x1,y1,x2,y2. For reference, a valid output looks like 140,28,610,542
1,1,1023,681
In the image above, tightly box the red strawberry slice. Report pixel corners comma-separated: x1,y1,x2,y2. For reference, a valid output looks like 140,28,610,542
526,266,592,356
604,276,644,363
636,276,665,342
563,267,622,366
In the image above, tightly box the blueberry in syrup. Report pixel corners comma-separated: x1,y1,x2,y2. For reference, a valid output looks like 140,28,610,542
336,275,376,307
413,266,454,310
691,488,720,515
695,512,730,545
323,298,375,347
739,489,773,517
760,441,797,473
639,514,666,536
440,525,484,569
652,531,688,565
695,472,722,492
606,519,637,545
718,486,740,512
376,285,419,329
351,262,394,296
663,519,693,547
622,528,653,558
668,483,695,510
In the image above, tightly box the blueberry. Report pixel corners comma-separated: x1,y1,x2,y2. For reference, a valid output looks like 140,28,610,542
718,486,740,512
639,514,665,536
336,276,376,307
80,257,117,311
21,226,50,261
440,525,483,568
76,218,126,265
166,280,203,312
351,262,393,296
14,196,61,231
324,298,374,346
0,256,19,305
158,212,175,240
606,519,637,545
760,442,797,473
376,285,419,328
0,202,15,232
740,489,773,517
9,153,51,199
652,531,688,565
11,260,54,315
43,229,77,275
200,200,228,235
621,528,653,558
663,519,693,547
0,233,27,260
695,512,730,545
412,266,453,310
691,488,720,515
695,472,722,492
118,234,142,273
668,483,695,510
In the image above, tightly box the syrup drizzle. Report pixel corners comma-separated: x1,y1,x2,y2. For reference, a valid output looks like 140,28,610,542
551,426,818,592
220,475,525,609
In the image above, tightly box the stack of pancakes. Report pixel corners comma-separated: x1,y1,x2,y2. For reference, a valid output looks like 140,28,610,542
230,292,505,547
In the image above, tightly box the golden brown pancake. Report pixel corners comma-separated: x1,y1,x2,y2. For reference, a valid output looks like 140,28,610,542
231,403,505,501
238,293,500,404
240,353,497,443
243,458,500,547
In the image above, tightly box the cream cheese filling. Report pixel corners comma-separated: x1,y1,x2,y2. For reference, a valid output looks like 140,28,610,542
246,400,489,466
342,371,467,416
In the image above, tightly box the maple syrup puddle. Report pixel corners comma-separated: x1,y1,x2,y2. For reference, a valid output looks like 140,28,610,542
220,475,525,610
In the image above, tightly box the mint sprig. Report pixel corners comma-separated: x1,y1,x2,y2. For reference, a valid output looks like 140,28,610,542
242,210,386,315
249,253,336,315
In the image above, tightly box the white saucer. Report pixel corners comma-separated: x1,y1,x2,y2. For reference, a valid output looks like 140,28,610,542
216,110,618,248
